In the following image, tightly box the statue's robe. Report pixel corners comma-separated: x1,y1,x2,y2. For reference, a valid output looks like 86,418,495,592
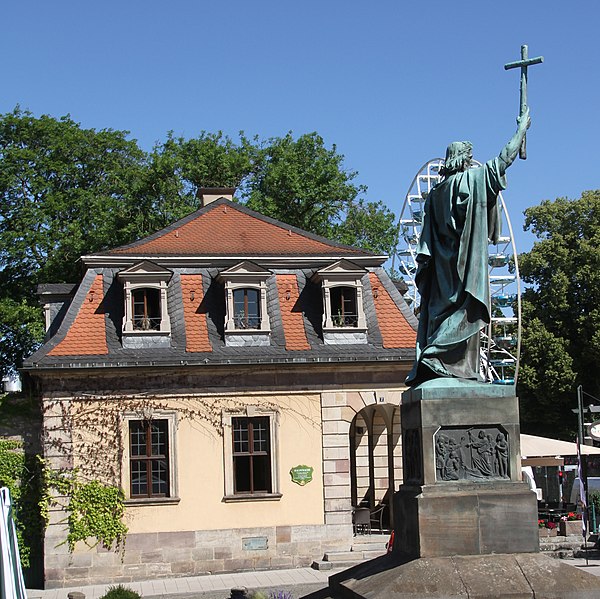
406,158,505,385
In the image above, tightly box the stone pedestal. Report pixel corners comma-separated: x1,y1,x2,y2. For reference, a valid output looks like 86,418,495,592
325,380,600,598
395,380,539,558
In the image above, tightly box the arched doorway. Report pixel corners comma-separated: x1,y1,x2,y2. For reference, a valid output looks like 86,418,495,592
349,403,401,531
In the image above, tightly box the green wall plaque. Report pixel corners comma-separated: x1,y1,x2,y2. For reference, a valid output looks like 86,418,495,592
290,465,313,486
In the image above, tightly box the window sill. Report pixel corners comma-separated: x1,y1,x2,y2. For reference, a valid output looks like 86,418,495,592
122,330,171,336
225,328,271,335
125,496,181,507
222,493,282,503
323,326,367,333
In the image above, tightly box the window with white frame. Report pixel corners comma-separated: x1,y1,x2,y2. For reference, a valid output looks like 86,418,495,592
117,262,173,344
217,262,272,345
233,287,261,329
330,285,359,327
123,411,178,504
132,288,161,331
311,260,368,343
222,408,280,501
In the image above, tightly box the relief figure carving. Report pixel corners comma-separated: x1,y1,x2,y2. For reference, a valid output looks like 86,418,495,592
435,427,509,482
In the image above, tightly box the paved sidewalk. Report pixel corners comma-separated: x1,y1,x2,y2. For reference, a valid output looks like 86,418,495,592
26,566,334,599
26,557,600,599
568,556,600,575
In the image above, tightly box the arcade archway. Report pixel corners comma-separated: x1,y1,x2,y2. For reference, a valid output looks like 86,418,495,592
349,403,401,531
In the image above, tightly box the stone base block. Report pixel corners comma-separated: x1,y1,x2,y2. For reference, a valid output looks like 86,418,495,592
329,553,600,598
394,481,539,558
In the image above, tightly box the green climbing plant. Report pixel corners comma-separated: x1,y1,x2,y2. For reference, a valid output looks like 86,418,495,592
0,439,44,568
43,467,128,552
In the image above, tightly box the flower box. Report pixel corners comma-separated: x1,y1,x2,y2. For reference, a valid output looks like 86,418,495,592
559,520,582,536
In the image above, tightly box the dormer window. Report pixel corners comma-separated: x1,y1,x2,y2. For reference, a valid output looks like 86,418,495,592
312,260,368,345
234,288,261,329
330,286,358,327
118,261,173,348
133,288,161,331
217,262,272,347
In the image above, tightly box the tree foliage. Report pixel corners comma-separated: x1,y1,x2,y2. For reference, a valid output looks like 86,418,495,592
0,108,145,374
245,132,365,238
518,191,600,438
0,109,398,376
129,131,260,237
334,199,399,256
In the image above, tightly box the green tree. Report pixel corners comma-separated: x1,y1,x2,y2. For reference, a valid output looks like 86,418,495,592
245,132,365,238
128,131,260,237
0,108,146,375
334,199,399,256
518,191,600,438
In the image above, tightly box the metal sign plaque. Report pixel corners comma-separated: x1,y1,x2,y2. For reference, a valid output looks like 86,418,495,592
242,537,268,551
290,465,313,486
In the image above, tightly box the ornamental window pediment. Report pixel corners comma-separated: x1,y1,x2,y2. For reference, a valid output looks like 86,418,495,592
312,260,368,344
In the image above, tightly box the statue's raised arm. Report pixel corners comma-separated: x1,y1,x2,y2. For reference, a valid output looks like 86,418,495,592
499,107,531,175
406,113,531,387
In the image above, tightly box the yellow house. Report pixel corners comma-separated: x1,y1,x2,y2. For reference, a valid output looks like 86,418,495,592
24,192,417,589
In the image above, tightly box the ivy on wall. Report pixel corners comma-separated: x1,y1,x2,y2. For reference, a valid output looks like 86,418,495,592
0,441,128,566
43,469,128,552
0,439,43,568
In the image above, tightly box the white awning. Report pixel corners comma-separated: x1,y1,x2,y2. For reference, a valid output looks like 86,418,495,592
521,433,600,458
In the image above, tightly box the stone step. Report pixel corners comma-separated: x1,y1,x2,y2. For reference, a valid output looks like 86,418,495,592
539,535,593,559
350,541,388,552
352,532,390,542
323,551,356,562
540,541,582,553
544,550,573,560
325,547,387,560
312,559,364,571
363,549,387,560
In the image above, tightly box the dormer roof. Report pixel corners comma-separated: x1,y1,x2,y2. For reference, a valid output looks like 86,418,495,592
117,261,173,282
217,261,272,279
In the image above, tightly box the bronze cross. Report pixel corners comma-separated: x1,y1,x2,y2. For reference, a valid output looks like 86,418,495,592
504,45,543,159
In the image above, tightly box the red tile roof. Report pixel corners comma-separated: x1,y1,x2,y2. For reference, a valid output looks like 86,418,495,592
180,275,212,353
276,275,311,350
110,201,367,257
48,275,108,356
369,273,417,349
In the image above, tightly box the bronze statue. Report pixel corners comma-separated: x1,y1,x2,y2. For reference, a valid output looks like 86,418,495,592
406,109,530,386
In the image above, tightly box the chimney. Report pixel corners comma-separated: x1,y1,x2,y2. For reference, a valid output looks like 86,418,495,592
198,187,235,207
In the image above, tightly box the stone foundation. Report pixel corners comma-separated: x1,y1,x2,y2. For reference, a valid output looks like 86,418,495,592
43,524,352,589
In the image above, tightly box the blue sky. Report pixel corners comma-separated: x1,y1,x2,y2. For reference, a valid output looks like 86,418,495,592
2,1,598,254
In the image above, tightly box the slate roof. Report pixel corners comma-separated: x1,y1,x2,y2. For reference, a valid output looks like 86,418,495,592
24,200,418,371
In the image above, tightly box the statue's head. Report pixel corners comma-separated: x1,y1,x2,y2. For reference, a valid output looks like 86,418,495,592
440,141,473,177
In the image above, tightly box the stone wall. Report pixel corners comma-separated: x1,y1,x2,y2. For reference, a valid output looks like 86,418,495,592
44,525,350,588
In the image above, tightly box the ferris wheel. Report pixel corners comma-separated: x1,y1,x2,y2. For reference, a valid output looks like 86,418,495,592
391,158,521,385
